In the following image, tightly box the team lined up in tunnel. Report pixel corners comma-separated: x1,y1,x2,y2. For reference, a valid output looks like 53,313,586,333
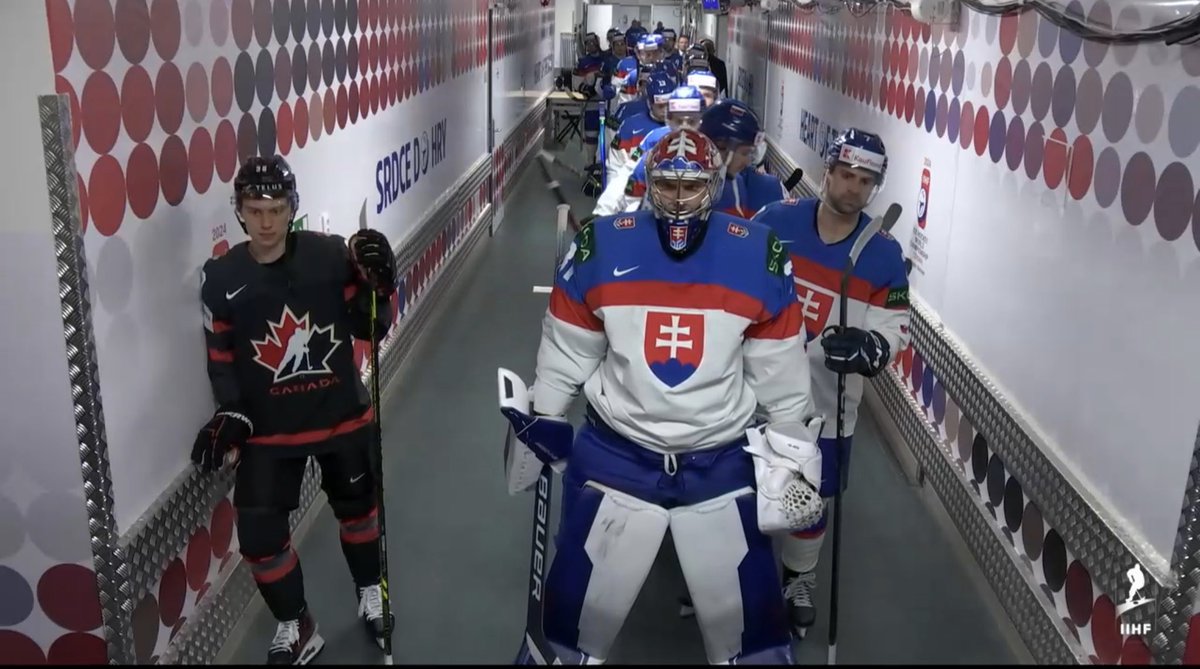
492,24,912,664
184,21,910,667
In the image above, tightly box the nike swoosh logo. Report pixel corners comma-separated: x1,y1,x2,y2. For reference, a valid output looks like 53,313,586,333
350,473,365,484
613,266,639,277
225,285,247,300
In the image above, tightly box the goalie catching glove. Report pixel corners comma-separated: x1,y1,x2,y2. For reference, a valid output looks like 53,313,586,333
743,416,826,533
497,368,573,494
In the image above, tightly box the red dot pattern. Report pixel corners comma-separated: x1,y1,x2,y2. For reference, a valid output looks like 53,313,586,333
47,0,533,235
39,2,551,661
754,4,1197,249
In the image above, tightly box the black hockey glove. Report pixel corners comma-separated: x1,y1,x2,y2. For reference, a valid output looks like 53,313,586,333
581,163,604,198
349,229,397,296
820,326,890,377
191,410,253,473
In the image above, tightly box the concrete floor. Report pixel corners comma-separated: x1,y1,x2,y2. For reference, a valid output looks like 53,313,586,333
220,145,1028,665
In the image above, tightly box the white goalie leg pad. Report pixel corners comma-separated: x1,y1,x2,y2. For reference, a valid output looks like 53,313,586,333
669,488,756,664
743,418,826,533
575,482,671,659
497,368,565,494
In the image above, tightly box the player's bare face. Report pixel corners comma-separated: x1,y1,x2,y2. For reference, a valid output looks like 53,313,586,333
612,40,627,57
824,164,876,215
651,177,708,218
650,100,669,121
700,88,717,108
668,112,702,132
716,141,755,176
678,36,690,52
241,198,292,252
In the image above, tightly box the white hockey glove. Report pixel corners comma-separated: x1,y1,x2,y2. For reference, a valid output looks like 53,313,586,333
743,416,826,533
497,368,572,494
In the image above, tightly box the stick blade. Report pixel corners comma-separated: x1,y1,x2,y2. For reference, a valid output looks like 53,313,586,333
878,202,903,232
784,168,804,192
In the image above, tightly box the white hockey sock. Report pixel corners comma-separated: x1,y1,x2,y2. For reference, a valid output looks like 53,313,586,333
781,532,824,574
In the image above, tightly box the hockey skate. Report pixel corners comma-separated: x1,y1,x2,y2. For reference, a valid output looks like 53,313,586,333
782,569,817,639
357,583,395,650
266,607,324,665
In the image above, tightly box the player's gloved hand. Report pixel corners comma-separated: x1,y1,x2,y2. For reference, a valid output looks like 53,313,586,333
501,408,574,467
600,84,616,100
820,326,890,377
191,410,253,473
349,229,397,296
582,164,604,198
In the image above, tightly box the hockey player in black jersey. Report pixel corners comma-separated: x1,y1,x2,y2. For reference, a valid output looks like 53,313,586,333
192,156,397,664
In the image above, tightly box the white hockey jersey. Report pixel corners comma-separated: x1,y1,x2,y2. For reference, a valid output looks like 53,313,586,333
752,198,911,435
532,210,816,454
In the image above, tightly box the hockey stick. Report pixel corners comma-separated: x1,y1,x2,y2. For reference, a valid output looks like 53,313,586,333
827,202,902,665
783,168,805,194
536,151,582,232
509,202,576,665
536,148,589,182
360,202,395,666
597,100,608,190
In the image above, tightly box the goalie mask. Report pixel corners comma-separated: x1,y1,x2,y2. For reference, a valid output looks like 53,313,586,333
646,128,726,258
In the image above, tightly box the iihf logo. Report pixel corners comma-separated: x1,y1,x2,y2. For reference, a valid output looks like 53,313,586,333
1117,563,1156,637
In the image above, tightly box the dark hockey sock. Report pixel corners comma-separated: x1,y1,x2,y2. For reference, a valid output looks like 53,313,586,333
246,545,307,621
338,506,382,587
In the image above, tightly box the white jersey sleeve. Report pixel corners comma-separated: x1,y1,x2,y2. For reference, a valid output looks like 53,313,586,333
862,249,912,365
593,163,638,217
742,246,814,425
532,226,608,416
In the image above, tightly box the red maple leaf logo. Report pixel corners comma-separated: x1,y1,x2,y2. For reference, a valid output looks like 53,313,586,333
252,306,342,383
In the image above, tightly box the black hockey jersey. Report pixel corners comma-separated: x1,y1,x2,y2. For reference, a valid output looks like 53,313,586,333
200,231,393,456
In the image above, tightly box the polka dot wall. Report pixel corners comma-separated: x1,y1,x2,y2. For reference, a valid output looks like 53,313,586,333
730,3,1200,664
748,3,1200,252
21,0,556,663
47,0,494,238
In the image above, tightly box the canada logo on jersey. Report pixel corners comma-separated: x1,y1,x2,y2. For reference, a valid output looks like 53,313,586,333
252,306,343,384
644,311,705,387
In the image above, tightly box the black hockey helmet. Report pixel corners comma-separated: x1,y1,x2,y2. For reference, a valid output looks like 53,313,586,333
232,155,300,231
233,155,299,211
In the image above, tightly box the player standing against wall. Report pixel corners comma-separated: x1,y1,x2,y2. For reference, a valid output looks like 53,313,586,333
752,129,912,640
192,156,398,664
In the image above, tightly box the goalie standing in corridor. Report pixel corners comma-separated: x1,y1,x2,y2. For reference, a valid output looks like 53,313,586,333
502,128,828,664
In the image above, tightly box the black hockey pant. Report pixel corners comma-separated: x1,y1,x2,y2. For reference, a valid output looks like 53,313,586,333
233,437,382,622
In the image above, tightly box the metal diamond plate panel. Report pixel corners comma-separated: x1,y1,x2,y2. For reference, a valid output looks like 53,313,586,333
904,301,1182,656
160,102,542,663
874,368,1082,664
38,93,136,665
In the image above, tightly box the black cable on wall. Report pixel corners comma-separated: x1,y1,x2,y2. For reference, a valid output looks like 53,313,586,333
776,0,1200,44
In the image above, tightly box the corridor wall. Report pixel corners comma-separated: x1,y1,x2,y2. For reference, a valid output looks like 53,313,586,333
729,3,1200,664
0,0,554,663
